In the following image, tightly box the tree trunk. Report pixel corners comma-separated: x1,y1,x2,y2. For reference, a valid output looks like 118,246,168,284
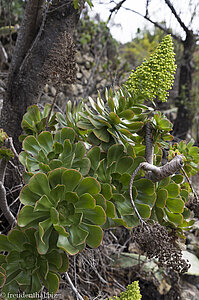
173,31,196,140
0,0,85,152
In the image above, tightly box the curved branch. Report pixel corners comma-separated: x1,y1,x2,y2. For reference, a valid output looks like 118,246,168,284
129,155,184,226
0,139,17,226
164,0,190,35
129,162,148,227
122,6,182,43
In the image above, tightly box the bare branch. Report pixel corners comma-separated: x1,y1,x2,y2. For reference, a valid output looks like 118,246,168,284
122,5,182,43
46,90,59,130
164,0,190,35
144,155,184,181
145,0,151,18
0,139,17,226
181,167,198,202
65,272,84,300
129,162,148,228
0,181,17,226
145,123,154,165
108,0,127,21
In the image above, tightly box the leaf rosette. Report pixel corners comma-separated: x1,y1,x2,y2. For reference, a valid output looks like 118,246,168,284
88,144,156,228
19,104,57,142
61,89,152,150
0,228,68,299
19,127,90,181
17,168,106,255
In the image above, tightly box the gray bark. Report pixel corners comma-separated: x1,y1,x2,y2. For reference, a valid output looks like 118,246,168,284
1,0,85,152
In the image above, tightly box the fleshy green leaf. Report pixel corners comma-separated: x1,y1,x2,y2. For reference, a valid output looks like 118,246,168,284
62,169,82,192
166,197,185,213
38,131,53,153
75,193,96,209
57,236,79,255
93,128,110,142
28,173,50,197
20,185,40,205
83,206,106,225
34,195,53,211
80,223,103,248
156,189,168,208
18,205,46,227
23,136,41,156
76,177,101,195
70,225,88,246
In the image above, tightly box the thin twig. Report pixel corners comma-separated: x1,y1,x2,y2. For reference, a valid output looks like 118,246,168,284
121,6,182,43
7,137,19,159
181,167,199,202
65,272,84,300
46,90,59,130
0,138,17,226
0,169,17,226
164,0,190,35
129,162,148,227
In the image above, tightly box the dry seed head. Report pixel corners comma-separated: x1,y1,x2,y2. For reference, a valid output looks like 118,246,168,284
132,223,190,274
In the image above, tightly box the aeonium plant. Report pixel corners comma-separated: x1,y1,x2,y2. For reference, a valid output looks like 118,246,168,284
1,34,199,298
0,227,68,299
17,168,106,255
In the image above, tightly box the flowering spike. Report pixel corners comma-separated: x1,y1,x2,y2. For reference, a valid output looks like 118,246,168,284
125,35,177,103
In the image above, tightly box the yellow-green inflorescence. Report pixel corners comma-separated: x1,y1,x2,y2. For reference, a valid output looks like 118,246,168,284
109,281,142,300
125,35,177,103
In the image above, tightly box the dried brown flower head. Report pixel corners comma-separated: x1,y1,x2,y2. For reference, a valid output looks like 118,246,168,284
132,223,190,274
44,31,77,88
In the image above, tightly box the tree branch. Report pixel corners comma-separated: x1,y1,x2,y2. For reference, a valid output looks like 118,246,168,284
122,6,182,43
8,0,45,89
65,272,84,300
1,0,85,151
0,139,17,226
164,0,190,35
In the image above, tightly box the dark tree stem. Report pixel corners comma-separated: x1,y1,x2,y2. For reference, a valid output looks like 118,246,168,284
0,0,85,152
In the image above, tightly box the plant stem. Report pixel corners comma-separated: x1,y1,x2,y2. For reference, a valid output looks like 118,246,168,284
65,272,84,300
129,163,148,228
181,167,199,202
46,90,59,130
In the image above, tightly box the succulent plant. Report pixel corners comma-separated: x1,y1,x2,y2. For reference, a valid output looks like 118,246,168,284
19,127,90,181
19,104,58,142
0,227,68,298
17,168,106,255
74,88,151,150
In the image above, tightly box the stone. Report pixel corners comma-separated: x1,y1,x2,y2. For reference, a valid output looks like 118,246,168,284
50,86,56,96
81,68,90,80
76,72,83,79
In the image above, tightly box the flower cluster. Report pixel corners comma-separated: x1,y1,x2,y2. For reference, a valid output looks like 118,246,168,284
125,35,176,103
110,281,142,300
